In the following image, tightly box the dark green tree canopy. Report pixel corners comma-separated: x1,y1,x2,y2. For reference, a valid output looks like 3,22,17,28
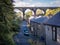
0,0,19,45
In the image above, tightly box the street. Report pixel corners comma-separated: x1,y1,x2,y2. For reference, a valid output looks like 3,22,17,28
13,21,31,45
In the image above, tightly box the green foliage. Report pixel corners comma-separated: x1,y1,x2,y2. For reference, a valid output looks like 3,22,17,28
2,32,16,45
11,18,21,32
36,9,44,16
25,10,32,21
45,8,60,16
0,0,20,45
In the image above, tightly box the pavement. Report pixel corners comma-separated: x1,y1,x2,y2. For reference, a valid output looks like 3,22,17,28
13,21,31,45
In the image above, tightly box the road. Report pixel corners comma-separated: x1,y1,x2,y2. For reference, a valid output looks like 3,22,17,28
13,21,31,45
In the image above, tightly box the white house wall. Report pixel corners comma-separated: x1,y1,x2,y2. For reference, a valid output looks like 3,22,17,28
45,26,60,45
30,22,45,38
45,25,52,45
57,28,60,44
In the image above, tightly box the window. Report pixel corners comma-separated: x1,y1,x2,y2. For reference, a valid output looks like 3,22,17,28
52,27,57,41
38,25,41,30
46,26,51,31
31,27,33,31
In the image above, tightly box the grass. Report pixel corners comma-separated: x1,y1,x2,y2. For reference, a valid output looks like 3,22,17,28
28,39,35,45
3,31,18,45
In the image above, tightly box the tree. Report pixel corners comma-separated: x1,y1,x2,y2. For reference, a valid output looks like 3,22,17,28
16,12,23,20
45,9,52,16
25,10,33,20
45,8,60,16
0,0,18,45
36,9,44,16
25,10,32,16
25,10,33,23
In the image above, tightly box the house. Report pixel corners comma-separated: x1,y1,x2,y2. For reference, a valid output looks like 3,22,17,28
44,12,60,45
30,16,48,41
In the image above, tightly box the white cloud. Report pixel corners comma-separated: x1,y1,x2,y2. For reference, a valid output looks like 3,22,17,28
13,0,60,7
13,1,35,7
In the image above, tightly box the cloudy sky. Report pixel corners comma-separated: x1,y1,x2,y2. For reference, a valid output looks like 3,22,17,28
13,0,60,7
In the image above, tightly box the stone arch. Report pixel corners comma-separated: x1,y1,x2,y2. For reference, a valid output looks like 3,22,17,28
14,9,21,12
14,9,23,19
24,9,34,16
24,8,35,21
36,8,45,16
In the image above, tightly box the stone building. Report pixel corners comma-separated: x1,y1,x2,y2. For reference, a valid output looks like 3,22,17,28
30,16,48,41
44,12,60,45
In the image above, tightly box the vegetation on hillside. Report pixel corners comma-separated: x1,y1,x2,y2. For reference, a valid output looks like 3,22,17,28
45,8,60,16
25,10,33,20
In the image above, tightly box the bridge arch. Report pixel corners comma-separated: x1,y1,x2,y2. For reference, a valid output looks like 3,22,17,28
36,9,45,16
14,7,57,20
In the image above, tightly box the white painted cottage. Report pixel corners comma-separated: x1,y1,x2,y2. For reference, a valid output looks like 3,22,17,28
30,16,48,42
44,12,60,45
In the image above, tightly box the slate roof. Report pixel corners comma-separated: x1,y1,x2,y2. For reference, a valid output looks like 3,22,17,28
44,12,60,27
30,16,48,24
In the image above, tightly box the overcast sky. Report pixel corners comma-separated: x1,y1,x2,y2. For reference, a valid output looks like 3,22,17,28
13,0,60,7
